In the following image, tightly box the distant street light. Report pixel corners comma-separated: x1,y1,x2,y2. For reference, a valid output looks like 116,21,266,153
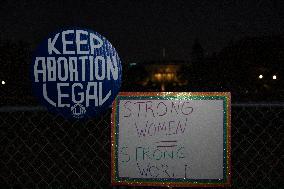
1,80,5,85
258,75,263,79
273,75,277,80
129,62,137,67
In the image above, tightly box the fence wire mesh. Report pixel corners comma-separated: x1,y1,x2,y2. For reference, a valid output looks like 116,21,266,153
0,104,283,189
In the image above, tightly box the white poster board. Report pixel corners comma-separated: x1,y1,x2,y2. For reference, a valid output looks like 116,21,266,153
111,92,231,187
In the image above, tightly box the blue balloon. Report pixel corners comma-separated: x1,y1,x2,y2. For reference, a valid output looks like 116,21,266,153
31,28,122,119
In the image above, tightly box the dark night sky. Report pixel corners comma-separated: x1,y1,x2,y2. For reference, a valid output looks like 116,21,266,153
0,0,283,62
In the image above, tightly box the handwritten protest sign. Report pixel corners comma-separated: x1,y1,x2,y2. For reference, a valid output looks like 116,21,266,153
111,92,231,187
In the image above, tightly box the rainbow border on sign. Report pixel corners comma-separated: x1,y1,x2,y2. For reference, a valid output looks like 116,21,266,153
111,92,231,187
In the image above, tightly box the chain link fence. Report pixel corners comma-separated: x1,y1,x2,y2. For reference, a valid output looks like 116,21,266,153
0,104,283,189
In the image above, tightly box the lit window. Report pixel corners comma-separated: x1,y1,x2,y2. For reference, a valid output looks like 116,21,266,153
273,75,277,80
166,73,174,81
154,73,162,81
